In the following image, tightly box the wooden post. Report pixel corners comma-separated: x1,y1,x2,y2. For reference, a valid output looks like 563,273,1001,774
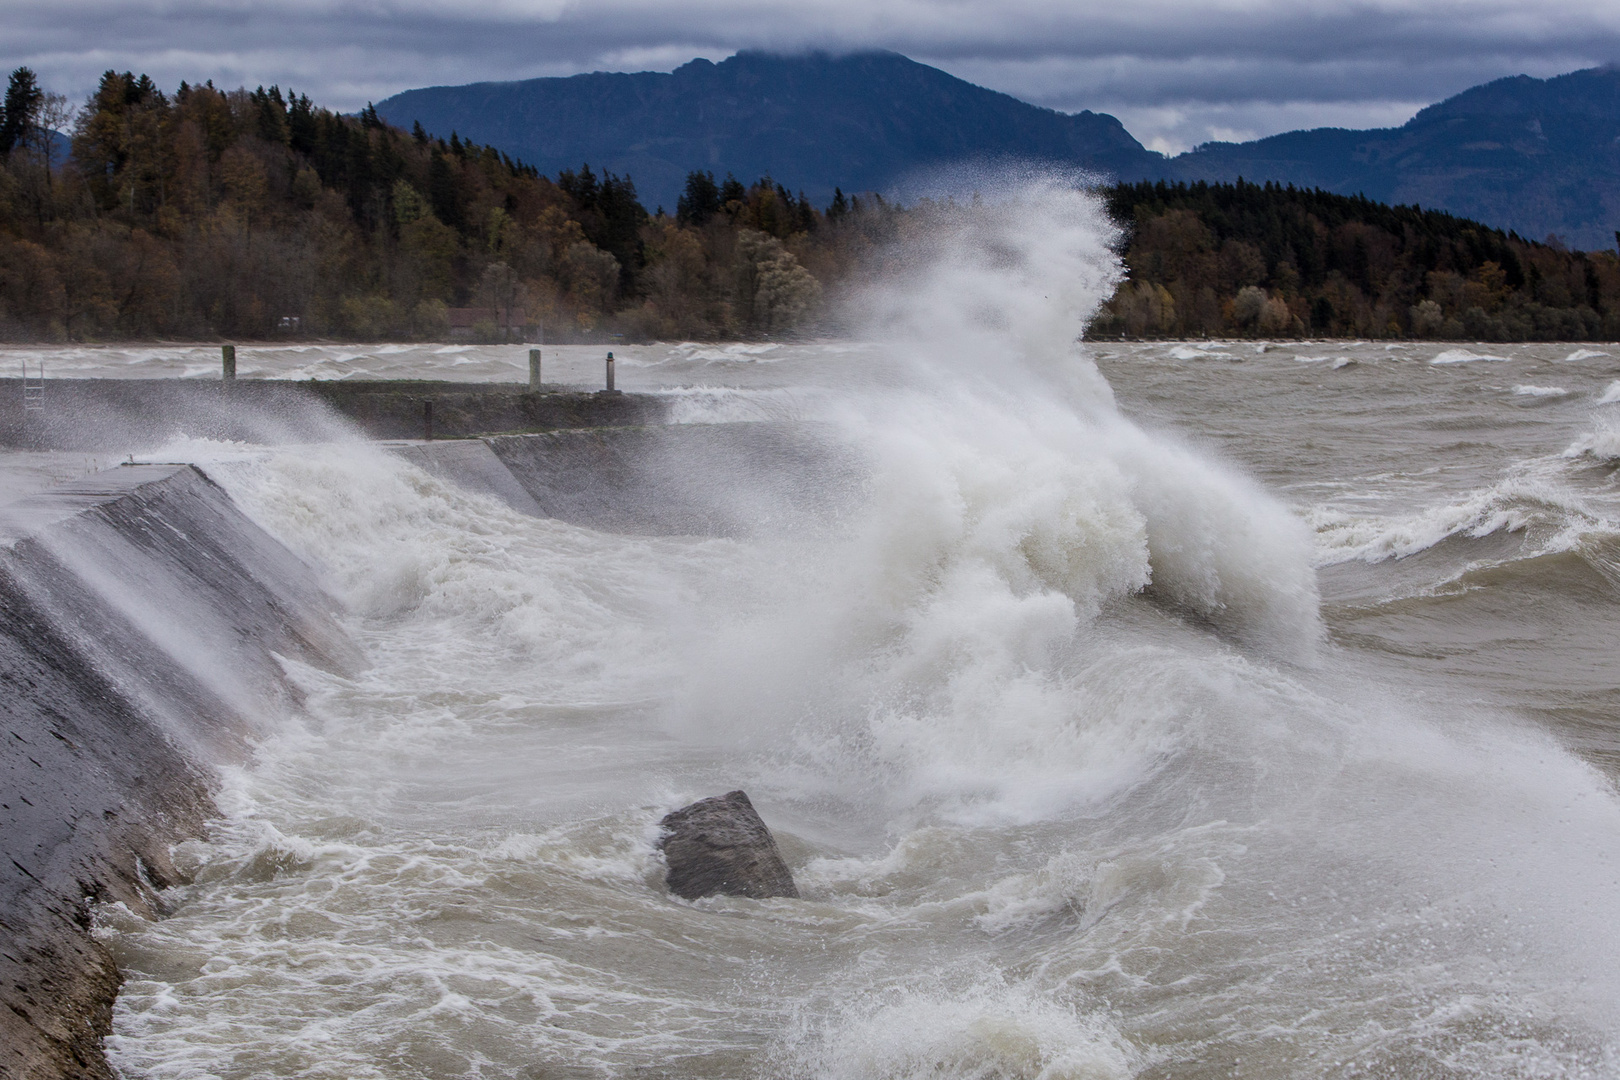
605,350,615,392
529,348,541,392
221,344,236,382
423,398,434,441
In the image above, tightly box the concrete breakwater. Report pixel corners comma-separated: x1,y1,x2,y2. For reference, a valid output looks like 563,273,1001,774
0,379,668,449
0,418,846,1078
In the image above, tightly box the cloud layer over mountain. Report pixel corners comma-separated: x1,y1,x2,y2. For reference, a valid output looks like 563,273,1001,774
6,0,1619,150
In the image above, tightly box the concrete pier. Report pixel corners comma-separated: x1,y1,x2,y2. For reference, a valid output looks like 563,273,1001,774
0,379,670,450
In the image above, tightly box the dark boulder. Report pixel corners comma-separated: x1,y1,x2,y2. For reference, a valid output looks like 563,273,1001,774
659,790,800,900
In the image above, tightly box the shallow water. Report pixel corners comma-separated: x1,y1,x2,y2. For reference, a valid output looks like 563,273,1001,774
91,197,1620,1079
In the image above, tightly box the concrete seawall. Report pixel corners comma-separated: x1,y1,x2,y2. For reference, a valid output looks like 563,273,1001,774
414,423,862,536
0,466,356,1080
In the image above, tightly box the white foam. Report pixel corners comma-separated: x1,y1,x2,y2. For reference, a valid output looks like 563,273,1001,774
1513,384,1569,397
1562,348,1610,362
770,976,1137,1080
1597,380,1620,405
1431,348,1512,364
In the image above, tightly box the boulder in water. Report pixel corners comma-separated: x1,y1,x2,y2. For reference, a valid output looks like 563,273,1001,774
659,790,800,900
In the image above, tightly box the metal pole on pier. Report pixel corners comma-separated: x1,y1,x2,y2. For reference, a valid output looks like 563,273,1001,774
529,348,541,392
222,344,236,382
605,351,615,392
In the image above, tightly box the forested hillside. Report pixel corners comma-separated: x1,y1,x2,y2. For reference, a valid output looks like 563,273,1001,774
1094,180,1620,341
0,67,1616,343
0,68,850,342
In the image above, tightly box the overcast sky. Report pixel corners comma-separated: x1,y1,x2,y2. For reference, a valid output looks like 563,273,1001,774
6,0,1618,154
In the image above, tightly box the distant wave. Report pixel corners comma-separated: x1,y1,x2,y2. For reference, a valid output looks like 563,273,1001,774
1168,345,1228,360
1513,384,1569,397
1313,469,1608,566
1431,348,1511,364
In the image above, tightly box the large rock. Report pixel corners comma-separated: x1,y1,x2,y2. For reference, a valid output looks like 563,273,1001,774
659,790,800,900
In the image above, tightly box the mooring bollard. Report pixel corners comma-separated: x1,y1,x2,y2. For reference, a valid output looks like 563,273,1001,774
423,398,434,441
605,350,615,392
529,348,541,392
222,344,236,382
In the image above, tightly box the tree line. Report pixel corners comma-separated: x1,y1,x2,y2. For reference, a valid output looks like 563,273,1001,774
1093,180,1620,341
0,65,1614,343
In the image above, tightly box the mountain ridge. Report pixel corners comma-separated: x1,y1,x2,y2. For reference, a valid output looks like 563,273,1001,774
376,52,1620,251
376,50,1163,212
1173,64,1620,250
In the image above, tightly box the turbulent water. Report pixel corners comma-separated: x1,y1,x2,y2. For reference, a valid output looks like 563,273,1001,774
89,189,1620,1079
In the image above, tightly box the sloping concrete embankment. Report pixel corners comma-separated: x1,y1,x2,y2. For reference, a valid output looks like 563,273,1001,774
0,466,357,1080
397,422,863,536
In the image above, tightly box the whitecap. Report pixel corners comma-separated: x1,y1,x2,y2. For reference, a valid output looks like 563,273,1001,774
1561,348,1609,362
1431,348,1511,364
1513,385,1569,397
1598,381,1620,405
1564,433,1620,461
1312,469,1606,565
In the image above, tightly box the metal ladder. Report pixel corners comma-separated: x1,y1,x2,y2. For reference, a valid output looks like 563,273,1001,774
21,360,43,443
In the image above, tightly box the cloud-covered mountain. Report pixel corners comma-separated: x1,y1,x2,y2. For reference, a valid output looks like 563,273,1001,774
378,52,1620,251
1174,65,1620,252
374,50,1163,213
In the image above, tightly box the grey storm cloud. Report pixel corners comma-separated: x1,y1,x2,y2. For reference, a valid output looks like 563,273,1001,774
8,0,1620,151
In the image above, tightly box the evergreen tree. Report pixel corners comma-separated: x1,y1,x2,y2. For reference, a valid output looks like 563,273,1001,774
0,67,43,156
591,171,648,292
288,93,318,155
557,163,599,206
676,170,721,225
427,148,462,230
